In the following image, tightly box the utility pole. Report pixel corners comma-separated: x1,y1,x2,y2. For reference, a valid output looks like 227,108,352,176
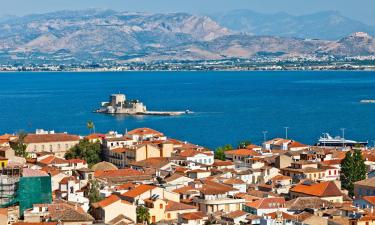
284,127,289,139
340,128,346,148
262,131,268,143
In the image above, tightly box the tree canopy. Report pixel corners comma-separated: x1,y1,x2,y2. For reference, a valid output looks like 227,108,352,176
10,131,29,158
136,206,150,224
214,144,233,160
340,149,367,197
238,140,252,149
65,139,102,167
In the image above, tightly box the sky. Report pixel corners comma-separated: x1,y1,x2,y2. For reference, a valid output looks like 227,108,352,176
0,0,374,25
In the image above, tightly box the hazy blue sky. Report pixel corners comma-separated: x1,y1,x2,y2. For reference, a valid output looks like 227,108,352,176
1,0,374,25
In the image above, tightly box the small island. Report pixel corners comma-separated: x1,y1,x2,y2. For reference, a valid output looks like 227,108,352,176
95,93,191,116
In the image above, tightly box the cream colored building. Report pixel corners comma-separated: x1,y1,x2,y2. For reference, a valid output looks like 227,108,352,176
21,133,80,158
108,143,172,168
92,194,137,224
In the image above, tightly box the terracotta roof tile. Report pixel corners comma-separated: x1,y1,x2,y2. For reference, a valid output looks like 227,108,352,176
245,197,286,209
222,210,247,219
94,168,142,178
290,181,342,197
225,149,261,157
127,128,164,136
24,133,80,143
181,211,206,220
165,200,197,211
122,184,156,198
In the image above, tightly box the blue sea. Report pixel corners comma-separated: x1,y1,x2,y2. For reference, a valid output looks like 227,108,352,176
0,71,375,149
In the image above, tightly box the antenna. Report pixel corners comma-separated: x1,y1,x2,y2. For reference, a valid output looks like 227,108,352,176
284,127,289,139
340,128,346,148
262,131,268,143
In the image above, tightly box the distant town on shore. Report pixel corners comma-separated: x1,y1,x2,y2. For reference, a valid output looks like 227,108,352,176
0,126,375,224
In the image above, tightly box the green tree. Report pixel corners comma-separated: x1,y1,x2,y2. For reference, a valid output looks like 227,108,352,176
340,149,367,197
136,206,150,224
10,131,29,158
238,140,252,149
214,144,233,160
65,139,102,167
87,179,103,204
87,120,95,134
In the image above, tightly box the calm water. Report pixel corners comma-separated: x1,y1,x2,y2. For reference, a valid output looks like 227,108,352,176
0,71,375,149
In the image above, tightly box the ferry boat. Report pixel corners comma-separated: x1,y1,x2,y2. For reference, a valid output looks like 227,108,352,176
316,133,368,147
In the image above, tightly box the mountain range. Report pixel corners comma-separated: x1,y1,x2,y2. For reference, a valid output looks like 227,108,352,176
0,9,374,64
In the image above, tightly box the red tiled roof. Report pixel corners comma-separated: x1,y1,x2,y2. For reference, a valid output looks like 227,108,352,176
122,184,156,198
39,155,68,165
199,180,237,195
246,197,286,209
363,196,375,205
85,133,105,140
94,168,143,178
290,181,342,197
222,210,247,219
165,200,197,211
24,133,80,143
127,128,164,136
173,186,199,195
94,195,119,208
59,176,79,185
22,168,49,177
213,160,234,166
181,211,206,220
224,149,261,157
179,149,213,157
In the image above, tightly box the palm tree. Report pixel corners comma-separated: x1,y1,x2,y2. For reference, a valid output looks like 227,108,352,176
87,120,95,134
136,206,150,224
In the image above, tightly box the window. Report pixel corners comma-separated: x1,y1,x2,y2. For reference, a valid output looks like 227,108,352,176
167,213,171,219
49,145,53,152
160,204,163,209
58,144,61,150
42,145,45,151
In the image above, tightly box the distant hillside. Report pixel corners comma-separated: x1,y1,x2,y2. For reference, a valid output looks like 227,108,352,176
210,10,375,40
0,9,374,64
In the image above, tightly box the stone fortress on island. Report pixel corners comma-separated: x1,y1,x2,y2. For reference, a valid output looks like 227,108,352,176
96,93,192,116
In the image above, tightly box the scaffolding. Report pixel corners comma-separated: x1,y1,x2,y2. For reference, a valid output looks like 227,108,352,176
0,167,20,206
0,167,52,217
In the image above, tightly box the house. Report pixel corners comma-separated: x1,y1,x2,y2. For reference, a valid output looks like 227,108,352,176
263,138,308,151
144,198,197,223
107,143,172,168
164,174,194,191
224,149,261,162
220,210,249,224
187,169,211,179
354,177,375,198
0,156,8,168
289,181,343,203
174,149,214,167
18,132,80,158
23,202,94,225
94,168,152,184
130,157,174,176
194,180,245,213
125,128,167,142
122,184,180,204
91,194,137,224
222,178,247,193
354,196,375,209
56,176,89,212
243,197,287,216
257,175,292,194
178,211,208,225
0,208,7,225
212,160,235,170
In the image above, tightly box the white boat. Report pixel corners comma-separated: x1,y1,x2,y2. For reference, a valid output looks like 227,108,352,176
316,133,367,147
